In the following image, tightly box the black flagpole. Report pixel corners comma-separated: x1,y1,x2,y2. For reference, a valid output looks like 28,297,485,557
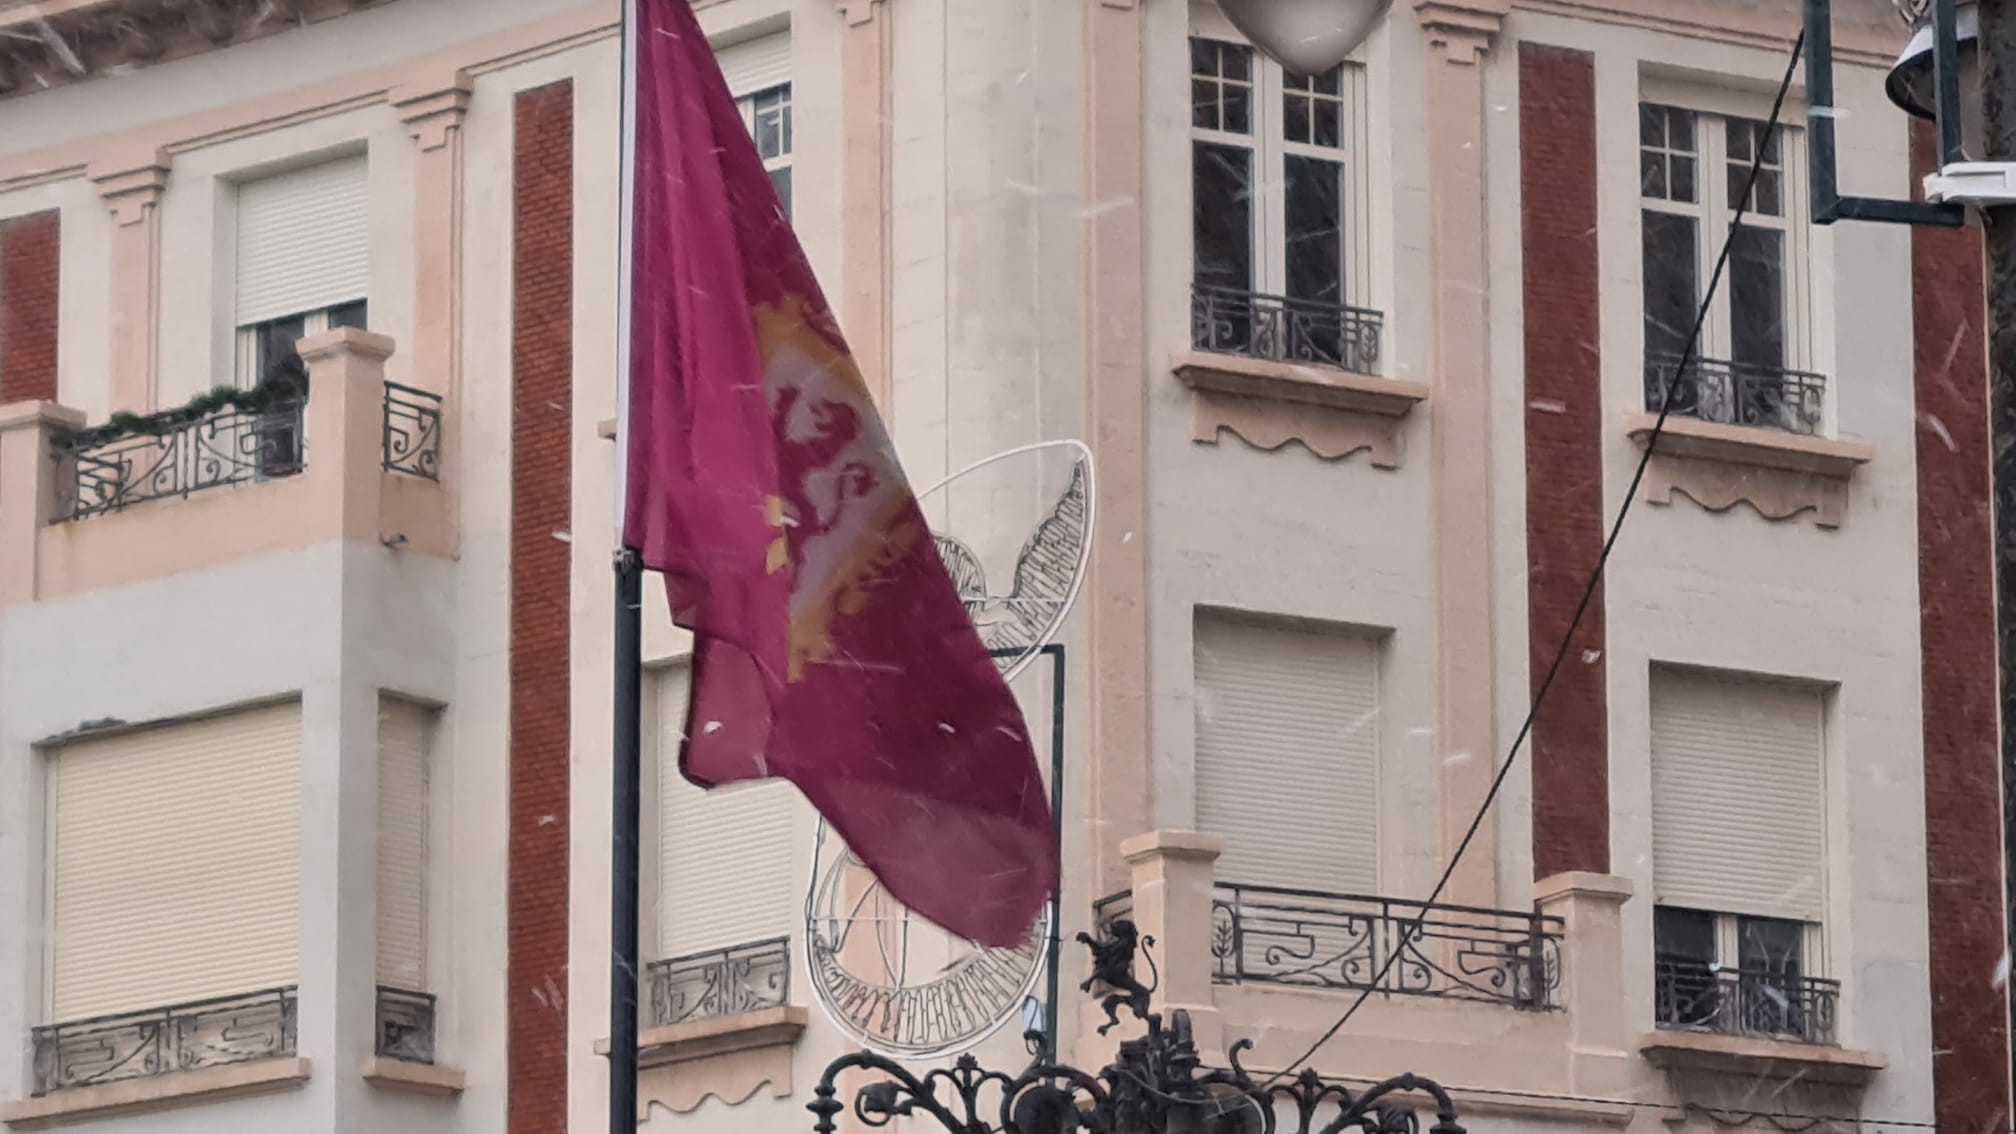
610,549,644,1133
610,0,641,1127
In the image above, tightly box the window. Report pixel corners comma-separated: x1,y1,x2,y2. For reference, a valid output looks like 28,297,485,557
1193,611,1379,893
652,663,797,960
717,33,792,219
48,704,302,1023
233,155,370,389
1190,36,1375,372
739,85,793,218
232,155,368,477
1649,668,1832,1042
1639,102,1820,433
376,698,433,995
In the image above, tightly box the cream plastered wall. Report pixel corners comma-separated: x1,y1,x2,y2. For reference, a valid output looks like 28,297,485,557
0,541,469,1134
0,3,620,1133
1142,0,1448,904
1496,9,1933,1131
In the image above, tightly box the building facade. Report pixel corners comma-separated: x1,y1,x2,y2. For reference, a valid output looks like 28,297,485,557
0,1,2003,1133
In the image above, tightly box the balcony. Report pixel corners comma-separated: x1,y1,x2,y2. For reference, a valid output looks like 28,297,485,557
29,987,298,1098
1191,284,1384,375
1081,832,1639,1126
645,937,791,1029
0,329,455,607
597,937,806,1117
374,987,438,1065
1643,353,1826,436
60,398,307,521
1172,286,1424,467
1652,958,1837,1045
1208,883,1560,1010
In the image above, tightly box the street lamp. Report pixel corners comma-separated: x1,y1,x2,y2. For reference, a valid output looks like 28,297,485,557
1808,0,2016,1118
1215,0,1394,76
1881,0,2016,204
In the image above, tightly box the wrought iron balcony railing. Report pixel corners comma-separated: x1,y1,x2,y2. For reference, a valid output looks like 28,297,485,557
1653,957,1838,1045
1210,883,1562,1009
382,381,443,480
1644,353,1827,436
646,936,790,1029
1191,284,1384,374
375,986,437,1064
30,987,298,1097
61,398,306,520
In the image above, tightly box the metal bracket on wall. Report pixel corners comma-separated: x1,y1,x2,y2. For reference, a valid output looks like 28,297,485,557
1803,0,1966,226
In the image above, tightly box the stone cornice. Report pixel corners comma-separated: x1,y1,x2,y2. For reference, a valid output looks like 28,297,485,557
0,0,394,100
1414,0,1508,62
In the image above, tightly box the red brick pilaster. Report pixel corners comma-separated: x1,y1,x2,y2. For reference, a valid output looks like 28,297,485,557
509,80,574,1134
1911,119,2011,1134
0,210,61,404
1518,43,1610,879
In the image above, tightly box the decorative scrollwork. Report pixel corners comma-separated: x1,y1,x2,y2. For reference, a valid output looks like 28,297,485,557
61,397,305,520
382,380,443,479
646,936,790,1029
1190,284,1384,375
374,986,437,1064
1209,883,1562,1009
1644,353,1828,436
809,928,1467,1134
32,987,297,1097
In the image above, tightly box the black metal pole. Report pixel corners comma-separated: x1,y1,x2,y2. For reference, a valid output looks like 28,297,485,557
1043,643,1066,1063
610,549,644,1134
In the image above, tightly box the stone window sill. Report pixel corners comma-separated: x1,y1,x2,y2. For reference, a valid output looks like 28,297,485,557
1623,413,1875,528
0,1057,311,1128
364,1057,466,1098
596,1006,807,1117
1638,1029,1886,1087
1171,350,1429,468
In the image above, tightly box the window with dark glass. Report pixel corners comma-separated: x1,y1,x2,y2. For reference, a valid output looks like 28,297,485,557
1638,101,1815,433
739,83,793,219
1189,35,1372,372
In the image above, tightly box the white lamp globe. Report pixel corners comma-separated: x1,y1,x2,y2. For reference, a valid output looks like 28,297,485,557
1215,0,1393,76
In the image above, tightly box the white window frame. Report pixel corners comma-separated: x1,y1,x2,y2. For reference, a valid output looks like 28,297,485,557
1187,8,1373,312
737,84,792,183
234,303,365,389
1656,906,1827,977
1637,95,1819,399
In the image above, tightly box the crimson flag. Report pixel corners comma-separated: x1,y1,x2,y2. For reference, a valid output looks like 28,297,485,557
622,0,1056,946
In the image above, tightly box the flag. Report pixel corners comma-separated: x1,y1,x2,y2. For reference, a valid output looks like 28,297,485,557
621,0,1056,947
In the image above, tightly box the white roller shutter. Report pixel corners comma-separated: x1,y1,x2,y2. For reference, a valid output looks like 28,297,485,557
52,703,302,1022
655,665,798,958
376,698,432,991
1194,613,1380,893
715,32,790,96
235,155,369,326
1651,669,1826,920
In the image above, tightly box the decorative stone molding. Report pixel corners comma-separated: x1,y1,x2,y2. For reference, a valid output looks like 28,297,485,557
1639,1029,1887,1087
834,0,887,26
1624,413,1875,529
392,74,473,153
362,1057,466,1098
89,153,169,228
0,1057,310,1127
1414,0,1508,62
0,0,392,100
597,1007,808,1117
1172,351,1428,468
